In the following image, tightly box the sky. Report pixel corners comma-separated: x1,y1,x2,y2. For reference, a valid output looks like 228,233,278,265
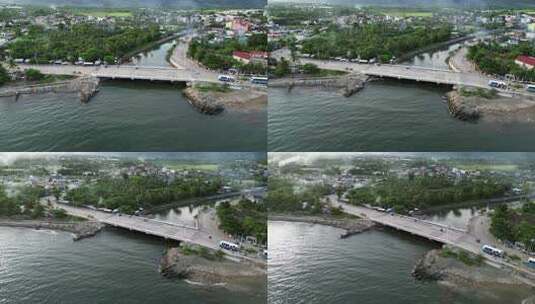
0,0,267,9
268,0,535,8
269,152,535,166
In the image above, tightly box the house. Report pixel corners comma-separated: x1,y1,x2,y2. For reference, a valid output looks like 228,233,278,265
232,51,268,66
515,55,535,70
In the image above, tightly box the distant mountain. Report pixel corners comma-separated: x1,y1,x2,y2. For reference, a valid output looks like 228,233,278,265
0,0,266,9
270,0,535,8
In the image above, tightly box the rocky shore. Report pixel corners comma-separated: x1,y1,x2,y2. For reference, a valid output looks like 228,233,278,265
160,246,266,288
269,214,375,238
269,74,369,97
0,76,100,103
183,85,267,115
0,219,104,241
412,247,529,287
447,88,535,122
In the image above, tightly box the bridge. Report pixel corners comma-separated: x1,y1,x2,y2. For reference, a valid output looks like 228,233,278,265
13,64,221,84
48,200,220,250
327,195,535,281
300,58,492,88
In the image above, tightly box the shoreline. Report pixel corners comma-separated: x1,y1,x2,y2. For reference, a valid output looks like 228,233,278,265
269,74,369,97
0,76,100,103
269,214,375,238
183,85,267,115
0,219,105,241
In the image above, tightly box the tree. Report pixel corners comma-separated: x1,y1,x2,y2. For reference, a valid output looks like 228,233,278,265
273,58,290,77
0,65,9,86
24,68,45,81
302,63,320,75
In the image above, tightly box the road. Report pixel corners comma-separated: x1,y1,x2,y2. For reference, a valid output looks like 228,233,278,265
327,195,535,281
44,198,219,250
11,64,220,83
300,58,492,88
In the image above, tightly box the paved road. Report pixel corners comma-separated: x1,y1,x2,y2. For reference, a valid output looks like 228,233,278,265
300,58,492,88
327,195,535,280
12,64,220,83
45,198,219,249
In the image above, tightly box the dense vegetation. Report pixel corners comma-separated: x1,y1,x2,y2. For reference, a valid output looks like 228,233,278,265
265,178,331,214
490,202,535,250
8,23,162,63
0,184,48,218
0,66,9,86
347,176,510,213
300,23,452,62
467,42,535,81
216,198,267,244
65,174,223,214
187,33,267,74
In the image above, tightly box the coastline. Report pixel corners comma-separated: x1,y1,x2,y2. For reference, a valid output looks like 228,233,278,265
269,74,369,97
269,214,375,238
0,218,105,241
183,85,267,115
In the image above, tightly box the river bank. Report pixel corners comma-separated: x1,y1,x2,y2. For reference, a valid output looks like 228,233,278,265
0,76,100,103
269,74,369,97
183,85,267,115
160,246,266,291
447,88,535,122
412,246,535,291
269,214,375,238
0,218,104,240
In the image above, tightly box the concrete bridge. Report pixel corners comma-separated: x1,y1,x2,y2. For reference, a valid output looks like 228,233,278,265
301,58,492,88
327,195,535,280
50,200,220,250
14,64,221,83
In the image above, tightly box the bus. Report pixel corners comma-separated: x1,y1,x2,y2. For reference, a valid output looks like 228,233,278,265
527,258,535,268
218,75,235,83
482,245,504,257
488,80,506,89
219,240,239,252
527,85,535,93
250,76,268,85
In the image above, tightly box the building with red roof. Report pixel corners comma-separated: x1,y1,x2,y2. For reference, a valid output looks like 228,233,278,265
515,55,535,70
232,51,268,66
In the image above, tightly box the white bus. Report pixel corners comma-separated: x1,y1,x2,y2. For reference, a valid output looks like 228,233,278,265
528,257,535,267
488,80,506,89
218,75,235,83
482,244,504,257
527,85,535,93
219,240,239,251
250,76,268,85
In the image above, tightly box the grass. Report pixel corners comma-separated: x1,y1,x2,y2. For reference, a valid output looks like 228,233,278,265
180,244,224,261
167,163,219,172
459,87,498,99
456,164,518,172
195,83,232,93
441,247,484,267
375,9,434,18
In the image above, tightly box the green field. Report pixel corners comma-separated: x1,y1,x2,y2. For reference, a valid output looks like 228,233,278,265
377,10,434,17
456,164,518,172
166,164,220,172
76,10,133,17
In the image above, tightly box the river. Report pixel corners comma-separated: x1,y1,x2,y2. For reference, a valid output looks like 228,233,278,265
269,40,535,152
0,227,266,304
0,42,266,152
268,221,534,304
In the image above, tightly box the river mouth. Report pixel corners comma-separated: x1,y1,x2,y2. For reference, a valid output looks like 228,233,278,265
268,80,535,152
0,227,266,304
268,221,534,304
0,79,267,152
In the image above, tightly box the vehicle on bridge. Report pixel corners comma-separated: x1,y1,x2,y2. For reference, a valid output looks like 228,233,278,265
218,75,235,83
527,84,535,93
250,76,268,85
488,80,507,89
220,240,239,251
528,258,535,268
482,244,504,257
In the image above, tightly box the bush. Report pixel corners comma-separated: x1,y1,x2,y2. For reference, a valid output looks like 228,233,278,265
25,68,45,81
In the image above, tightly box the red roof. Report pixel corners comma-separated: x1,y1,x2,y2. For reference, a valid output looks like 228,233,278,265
516,55,535,67
232,51,268,60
